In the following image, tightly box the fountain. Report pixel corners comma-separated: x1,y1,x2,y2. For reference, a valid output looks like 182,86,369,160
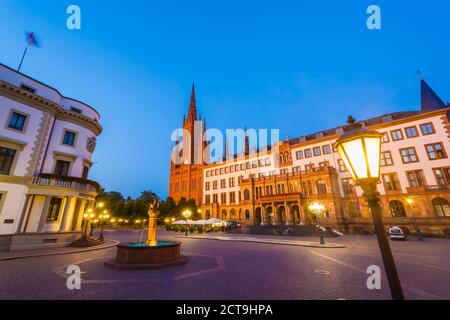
105,200,188,270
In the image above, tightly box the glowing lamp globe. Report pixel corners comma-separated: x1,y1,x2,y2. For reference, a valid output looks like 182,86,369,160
334,126,383,184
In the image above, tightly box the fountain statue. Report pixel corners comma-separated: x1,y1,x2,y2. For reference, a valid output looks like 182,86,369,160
146,200,159,246
105,200,188,270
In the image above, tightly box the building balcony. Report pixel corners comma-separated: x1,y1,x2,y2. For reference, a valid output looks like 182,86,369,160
30,174,100,193
406,184,450,193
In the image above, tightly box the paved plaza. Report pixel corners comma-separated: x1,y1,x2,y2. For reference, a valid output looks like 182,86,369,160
1,230,449,300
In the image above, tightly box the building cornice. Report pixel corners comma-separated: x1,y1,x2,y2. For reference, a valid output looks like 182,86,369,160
0,80,103,136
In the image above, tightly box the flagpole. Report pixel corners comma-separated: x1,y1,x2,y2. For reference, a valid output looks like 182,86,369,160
18,46,28,72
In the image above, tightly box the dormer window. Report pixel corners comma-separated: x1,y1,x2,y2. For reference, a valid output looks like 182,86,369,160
70,107,82,114
20,84,36,94
381,115,393,122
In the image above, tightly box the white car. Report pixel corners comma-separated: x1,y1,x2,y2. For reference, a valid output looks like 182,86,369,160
389,226,407,241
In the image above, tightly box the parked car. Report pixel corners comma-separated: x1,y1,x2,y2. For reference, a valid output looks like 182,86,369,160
228,221,239,228
389,226,407,241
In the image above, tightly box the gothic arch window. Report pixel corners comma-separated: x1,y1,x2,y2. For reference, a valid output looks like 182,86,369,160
243,189,250,201
316,179,327,194
432,198,450,217
390,200,406,217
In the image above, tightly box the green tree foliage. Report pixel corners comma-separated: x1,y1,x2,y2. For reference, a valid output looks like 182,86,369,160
96,191,199,224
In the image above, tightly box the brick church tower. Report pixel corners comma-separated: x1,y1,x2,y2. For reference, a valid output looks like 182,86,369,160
168,84,207,205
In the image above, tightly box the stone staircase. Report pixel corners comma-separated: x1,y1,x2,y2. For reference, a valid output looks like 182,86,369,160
69,236,105,248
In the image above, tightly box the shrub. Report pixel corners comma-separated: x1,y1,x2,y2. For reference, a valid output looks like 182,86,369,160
196,225,203,233
189,226,195,233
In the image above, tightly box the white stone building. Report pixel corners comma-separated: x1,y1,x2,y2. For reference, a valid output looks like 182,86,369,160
0,63,102,250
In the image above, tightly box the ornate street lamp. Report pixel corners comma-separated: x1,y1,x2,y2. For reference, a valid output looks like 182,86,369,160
183,210,192,236
335,119,404,300
406,198,423,241
308,202,326,245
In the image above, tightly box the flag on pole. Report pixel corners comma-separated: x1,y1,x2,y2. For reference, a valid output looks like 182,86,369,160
25,31,40,47
18,31,41,72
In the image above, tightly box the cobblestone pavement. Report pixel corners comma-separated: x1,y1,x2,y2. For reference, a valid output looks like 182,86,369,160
1,230,449,300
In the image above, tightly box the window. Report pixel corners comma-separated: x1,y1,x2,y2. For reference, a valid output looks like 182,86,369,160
322,145,331,155
341,178,354,195
304,149,312,158
425,143,447,160
220,179,226,188
229,177,235,187
206,171,210,177
245,209,250,220
265,158,271,166
0,147,16,175
380,151,393,166
212,194,218,203
382,173,401,191
243,189,250,201
381,115,393,122
46,197,62,222
220,193,227,204
420,123,435,135
338,159,346,172
390,200,406,217
205,182,210,191
406,170,426,188
229,165,234,173
235,165,240,172
252,161,257,168
405,126,418,138
296,151,303,160
319,161,329,168
240,164,245,170
316,179,327,194
220,168,224,175
432,198,450,217
390,130,403,141
205,195,211,204
20,84,36,94
399,147,419,163
229,192,236,203
246,162,251,169
313,147,321,156
212,181,218,190
70,107,82,114
82,166,89,179
381,132,389,143
8,112,27,131
62,130,77,146
54,160,70,176
433,168,450,186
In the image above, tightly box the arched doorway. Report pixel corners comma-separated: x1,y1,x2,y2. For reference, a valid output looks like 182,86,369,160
290,205,300,224
390,200,406,217
205,210,211,220
230,209,236,220
433,198,450,217
276,206,286,225
266,206,273,225
245,209,250,220
254,207,262,225
221,209,227,220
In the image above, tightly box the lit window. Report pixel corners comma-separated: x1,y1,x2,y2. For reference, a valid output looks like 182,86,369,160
426,143,447,160
304,149,312,158
313,147,321,156
322,145,331,155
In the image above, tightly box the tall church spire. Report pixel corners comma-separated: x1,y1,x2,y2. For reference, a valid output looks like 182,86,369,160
188,83,197,121
421,79,446,111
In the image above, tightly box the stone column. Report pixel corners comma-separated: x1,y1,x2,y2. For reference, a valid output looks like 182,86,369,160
75,199,87,231
37,196,52,233
261,206,266,225
285,202,292,225
59,196,74,232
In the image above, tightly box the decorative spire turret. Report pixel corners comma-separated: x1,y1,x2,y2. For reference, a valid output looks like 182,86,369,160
188,83,197,121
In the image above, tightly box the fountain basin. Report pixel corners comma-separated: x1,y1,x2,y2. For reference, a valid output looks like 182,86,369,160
105,241,188,270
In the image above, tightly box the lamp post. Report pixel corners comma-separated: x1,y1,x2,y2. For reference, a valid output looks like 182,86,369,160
308,202,326,245
99,211,110,240
335,119,404,300
183,210,192,236
406,198,423,241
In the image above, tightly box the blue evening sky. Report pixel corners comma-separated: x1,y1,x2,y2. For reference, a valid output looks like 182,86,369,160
1,0,449,198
